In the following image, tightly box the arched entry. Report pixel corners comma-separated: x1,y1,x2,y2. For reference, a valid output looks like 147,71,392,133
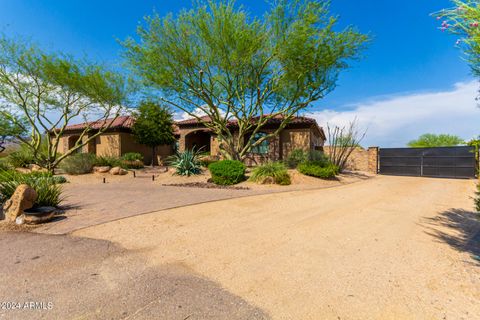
185,130,211,153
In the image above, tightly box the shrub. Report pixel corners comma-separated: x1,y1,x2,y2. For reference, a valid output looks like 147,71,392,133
297,161,339,179
0,158,12,171
7,149,35,168
249,162,291,185
209,160,246,185
93,156,122,168
122,152,144,162
60,153,96,175
286,149,308,169
168,149,203,176
121,160,144,169
199,155,219,168
0,170,63,207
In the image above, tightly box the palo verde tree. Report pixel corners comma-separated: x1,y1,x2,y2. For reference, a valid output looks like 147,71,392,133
407,133,465,148
132,101,176,166
124,0,368,161
435,1,480,76
0,36,128,172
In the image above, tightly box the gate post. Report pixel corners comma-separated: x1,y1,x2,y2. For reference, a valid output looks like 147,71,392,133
367,147,379,174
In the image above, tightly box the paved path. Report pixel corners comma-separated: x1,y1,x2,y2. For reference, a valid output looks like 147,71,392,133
34,178,260,234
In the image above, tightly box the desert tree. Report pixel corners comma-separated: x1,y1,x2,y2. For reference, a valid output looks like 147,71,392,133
0,36,128,172
326,119,366,171
123,0,368,161
132,101,176,166
434,1,480,76
407,133,464,148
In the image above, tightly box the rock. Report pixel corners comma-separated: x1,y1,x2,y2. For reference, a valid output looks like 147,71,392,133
2,184,37,222
15,215,25,225
109,167,128,175
29,164,47,172
94,166,111,173
23,207,56,225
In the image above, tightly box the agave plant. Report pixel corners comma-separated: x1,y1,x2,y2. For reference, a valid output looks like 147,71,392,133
168,148,203,176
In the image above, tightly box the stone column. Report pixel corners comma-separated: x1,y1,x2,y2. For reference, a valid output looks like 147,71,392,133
367,147,379,174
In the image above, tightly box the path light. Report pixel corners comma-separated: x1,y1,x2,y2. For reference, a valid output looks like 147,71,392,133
133,171,136,178
152,175,155,181
103,177,106,184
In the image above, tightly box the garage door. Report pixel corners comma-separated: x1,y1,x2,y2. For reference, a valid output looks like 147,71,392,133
379,146,477,179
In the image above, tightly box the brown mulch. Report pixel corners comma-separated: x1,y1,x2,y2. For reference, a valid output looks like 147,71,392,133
162,182,250,190
0,221,38,232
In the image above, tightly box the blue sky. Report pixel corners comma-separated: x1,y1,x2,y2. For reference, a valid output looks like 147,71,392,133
0,0,477,146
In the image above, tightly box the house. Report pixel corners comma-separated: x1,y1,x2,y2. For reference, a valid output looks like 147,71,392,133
54,116,179,165
176,115,326,165
55,114,326,165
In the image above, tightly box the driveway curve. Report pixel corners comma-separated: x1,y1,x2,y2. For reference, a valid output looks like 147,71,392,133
75,175,480,320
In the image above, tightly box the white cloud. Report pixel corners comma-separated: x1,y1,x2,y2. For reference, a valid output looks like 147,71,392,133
308,81,480,147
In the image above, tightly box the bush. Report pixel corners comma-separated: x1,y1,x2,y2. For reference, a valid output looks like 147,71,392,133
0,158,12,171
297,161,339,179
168,149,203,176
0,170,63,207
249,162,291,185
7,149,35,168
285,149,308,169
93,156,122,168
122,152,143,162
209,160,246,185
121,160,144,169
60,153,96,175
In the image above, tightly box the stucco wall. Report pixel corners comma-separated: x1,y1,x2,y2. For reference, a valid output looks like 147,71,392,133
95,133,121,158
118,132,174,165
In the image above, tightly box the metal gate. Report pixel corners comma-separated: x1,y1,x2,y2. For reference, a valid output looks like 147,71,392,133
379,146,477,179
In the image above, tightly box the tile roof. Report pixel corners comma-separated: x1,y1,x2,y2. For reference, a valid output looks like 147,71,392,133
62,115,180,135
176,114,319,126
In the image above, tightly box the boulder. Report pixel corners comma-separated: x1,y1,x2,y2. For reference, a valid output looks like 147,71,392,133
2,184,37,222
94,166,111,173
28,164,47,172
109,166,128,175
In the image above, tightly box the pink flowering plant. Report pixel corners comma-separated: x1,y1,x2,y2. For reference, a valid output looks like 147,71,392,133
434,0,480,75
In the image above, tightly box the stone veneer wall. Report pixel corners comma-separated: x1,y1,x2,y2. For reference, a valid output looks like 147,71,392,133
324,146,378,174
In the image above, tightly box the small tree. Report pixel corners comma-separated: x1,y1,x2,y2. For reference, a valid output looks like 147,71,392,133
123,0,368,161
326,119,366,172
407,133,464,148
0,112,27,153
132,101,175,166
0,36,128,172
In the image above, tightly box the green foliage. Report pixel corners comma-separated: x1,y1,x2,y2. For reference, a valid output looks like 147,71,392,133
93,156,122,168
122,152,144,162
52,176,68,184
0,158,12,171
249,162,291,185
475,183,480,213
435,1,480,77
124,0,368,160
6,143,36,168
0,170,63,207
132,101,175,165
0,114,28,153
286,149,308,169
297,161,339,179
407,133,465,148
208,160,246,185
168,149,203,176
199,156,219,168
0,36,128,172
59,153,96,175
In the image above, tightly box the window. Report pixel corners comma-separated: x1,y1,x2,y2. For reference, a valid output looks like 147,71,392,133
250,132,269,155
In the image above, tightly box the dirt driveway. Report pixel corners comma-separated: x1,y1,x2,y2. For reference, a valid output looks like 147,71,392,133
76,175,480,320
1,175,479,319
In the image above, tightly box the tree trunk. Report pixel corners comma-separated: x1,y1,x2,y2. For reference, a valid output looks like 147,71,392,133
151,146,156,167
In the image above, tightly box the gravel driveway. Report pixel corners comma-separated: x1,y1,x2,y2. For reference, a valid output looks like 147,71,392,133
1,175,478,319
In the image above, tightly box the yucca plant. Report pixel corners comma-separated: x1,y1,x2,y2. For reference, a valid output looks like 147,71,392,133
249,162,291,185
168,148,203,176
0,170,63,207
